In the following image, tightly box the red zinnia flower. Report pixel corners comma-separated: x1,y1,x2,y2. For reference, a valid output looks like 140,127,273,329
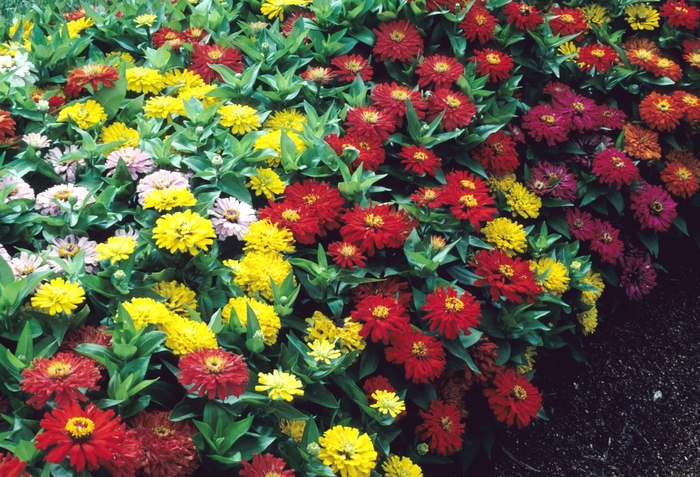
660,161,700,198
330,54,373,83
129,411,199,477
521,104,570,146
398,144,441,176
578,44,618,73
639,92,683,132
565,208,596,241
372,20,424,63
411,187,445,208
182,27,207,44
258,199,321,244
328,241,367,270
64,64,120,97
421,286,481,340
20,352,101,409
385,328,446,384
351,295,410,344
152,27,184,51
371,83,427,126
590,219,625,264
60,325,112,352
177,348,249,400
483,368,542,429
597,105,626,130
620,255,658,301
301,66,336,84
344,106,396,141
673,91,700,123
682,39,700,68
362,375,397,399
442,170,497,230
659,0,700,29
592,148,640,190
503,2,544,30
415,400,465,455
470,249,542,303
35,402,126,472
284,179,345,233
415,55,463,89
340,203,407,255
426,88,477,131
548,7,588,40
324,132,385,171
0,110,17,140
352,276,413,308
240,453,295,477
470,49,514,82
63,8,86,21
281,10,316,37
101,429,145,477
0,453,29,477
189,43,244,83
460,7,498,45
464,336,502,389
471,131,519,175
629,184,678,233
542,81,571,96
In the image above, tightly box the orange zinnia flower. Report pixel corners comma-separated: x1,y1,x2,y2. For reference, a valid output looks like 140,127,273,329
64,64,119,97
660,162,700,198
623,123,661,161
666,149,700,176
638,92,683,131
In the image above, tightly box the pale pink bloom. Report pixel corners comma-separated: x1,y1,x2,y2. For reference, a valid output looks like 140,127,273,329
114,225,140,241
22,133,51,149
105,147,155,180
209,197,257,240
0,175,35,202
35,184,93,216
45,145,84,183
0,244,11,263
136,169,189,204
48,234,99,273
10,251,50,279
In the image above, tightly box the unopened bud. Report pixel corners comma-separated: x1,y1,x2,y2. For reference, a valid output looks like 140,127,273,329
306,442,320,456
420,124,430,134
261,42,270,52
212,155,223,167
37,100,50,112
416,443,430,455
195,126,204,134
68,193,79,206
571,261,582,271
114,270,126,280
429,235,447,253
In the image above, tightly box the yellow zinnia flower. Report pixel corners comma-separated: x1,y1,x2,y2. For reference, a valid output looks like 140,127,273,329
505,182,542,219
95,235,138,264
218,104,261,135
242,218,295,255
253,129,307,167
143,188,197,212
154,281,198,317
30,278,85,316
581,4,610,27
625,4,659,31
126,67,165,95
57,100,107,130
178,84,218,107
260,0,312,21
152,209,216,256
515,345,538,374
255,369,304,401
144,96,186,121
222,296,282,345
119,297,173,330
580,270,605,305
134,14,157,28
530,257,570,296
66,18,94,38
488,173,517,193
307,339,341,364
162,315,218,355
232,251,293,301
382,455,423,477
370,390,405,418
305,311,366,354
163,69,204,89
577,307,598,335
557,41,582,66
318,426,378,477
278,419,306,444
246,168,286,200
263,109,307,131
100,122,139,150
482,217,527,257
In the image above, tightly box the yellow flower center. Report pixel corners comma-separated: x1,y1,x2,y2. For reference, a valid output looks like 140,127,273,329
520,4,532,14
444,296,464,311
512,385,527,400
153,426,175,438
675,6,688,13
372,305,390,319
302,193,319,205
572,102,585,112
635,49,653,61
390,31,405,42
540,115,555,124
364,213,384,228
439,416,453,431
54,189,72,200
590,48,606,58
445,96,461,108
485,53,501,65
602,232,612,243
560,13,575,23
411,341,429,357
475,14,487,25
657,58,672,68
413,152,429,162
65,417,95,440
59,244,81,258
204,356,225,373
612,157,626,168
499,264,514,277
223,208,240,222
208,50,223,60
391,89,409,101
47,361,72,378
460,179,475,189
434,62,450,73
340,244,358,257
281,209,300,222
459,194,477,207
362,111,379,124
422,189,438,200
345,60,362,72
491,142,504,153
655,100,671,112
676,167,691,180
75,108,89,120
683,96,699,107
651,200,664,213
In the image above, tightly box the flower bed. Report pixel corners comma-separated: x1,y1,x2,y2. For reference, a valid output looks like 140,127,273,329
0,0,698,476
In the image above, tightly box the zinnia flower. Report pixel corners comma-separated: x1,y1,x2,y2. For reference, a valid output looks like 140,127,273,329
30,278,85,315
255,369,304,401
471,131,519,175
625,3,660,30
0,453,29,477
398,144,441,176
415,54,463,89
482,217,527,256
421,286,481,340
177,348,249,400
463,336,502,389
242,218,295,255
328,241,367,269
415,400,465,455
240,453,295,477
258,199,321,245
152,210,216,256
344,106,396,141
340,203,408,256
209,197,257,240
372,20,423,63
284,179,345,233
20,352,100,409
460,7,497,44
22,133,51,149
505,182,542,219
619,255,657,300
659,0,700,29
370,390,405,418
565,208,596,241
384,328,446,384
426,89,477,131
592,148,640,190
639,92,683,132
64,64,119,97
301,66,336,84
371,82,427,126
470,249,542,303
470,49,514,82
552,89,599,132
548,7,589,40
48,234,98,274
623,123,661,161
217,104,261,134
104,147,154,180
318,426,378,477
589,219,625,264
530,257,570,296
222,296,282,345
152,27,183,50
651,57,682,81
521,104,570,146
331,54,373,82
483,368,542,429
660,161,699,198
0,109,17,139
629,184,677,232
503,2,544,30
163,316,218,355
527,161,578,202
143,188,197,212
9,252,49,279
125,67,165,94
57,99,107,129
578,44,618,73
189,43,244,83
0,175,35,202
381,455,423,477
324,132,385,171
35,184,92,216
351,295,409,345
246,168,286,199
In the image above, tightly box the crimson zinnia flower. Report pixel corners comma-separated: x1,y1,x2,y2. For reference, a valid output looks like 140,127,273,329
415,54,463,89
503,2,544,30
182,27,207,43
521,104,570,146
362,375,397,399
284,179,345,233
629,184,678,233
660,161,700,198
189,43,244,83
620,255,658,300
659,0,700,29
528,161,578,202
427,89,477,131
372,20,424,63
442,170,497,230
592,148,640,190
460,7,497,44
328,241,367,270
470,49,514,82
20,352,100,409
471,131,519,175
548,7,588,40
129,411,199,477
578,44,618,73
597,105,626,130
483,368,542,429
421,286,481,340
0,453,29,477
64,64,120,97
177,348,249,400
411,187,445,208
470,249,542,303
344,106,396,141
0,110,17,140
639,92,683,132
152,27,184,51
35,402,127,472
240,453,295,477
589,219,625,264
340,203,407,255
325,132,385,171
258,200,321,244
330,54,373,82
415,400,465,455
385,328,446,384
398,144,441,176
371,82,427,127
351,295,409,344
565,208,596,241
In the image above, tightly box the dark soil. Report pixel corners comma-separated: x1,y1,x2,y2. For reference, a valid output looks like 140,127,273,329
471,238,700,477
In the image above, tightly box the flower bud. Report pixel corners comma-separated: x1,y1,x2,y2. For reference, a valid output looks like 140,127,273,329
212,155,223,167
37,100,50,112
195,126,204,135
416,443,430,455
420,124,430,134
114,270,126,280
261,42,270,52
306,442,320,456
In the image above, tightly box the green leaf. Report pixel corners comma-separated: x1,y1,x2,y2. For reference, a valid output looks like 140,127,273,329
358,344,379,379
92,77,127,119
16,321,34,364
305,383,339,408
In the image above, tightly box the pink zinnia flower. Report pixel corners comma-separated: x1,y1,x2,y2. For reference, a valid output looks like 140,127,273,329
565,208,595,241
10,251,50,279
590,219,624,264
209,197,257,240
619,255,657,300
115,226,140,241
596,105,626,130
48,235,99,273
22,133,51,149
0,175,35,202
137,170,190,204
35,184,93,216
592,148,640,190
105,147,155,180
0,244,10,263
521,104,570,146
45,145,84,183
552,90,598,133
528,162,578,202
629,184,677,233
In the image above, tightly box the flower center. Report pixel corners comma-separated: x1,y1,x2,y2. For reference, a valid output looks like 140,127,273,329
54,189,72,200
676,168,691,180
391,89,409,101
572,102,585,112
65,417,95,440
445,96,461,108
302,193,319,205
413,152,429,162
612,157,626,168
345,60,362,73
499,264,514,277
540,115,555,124
444,296,464,311
364,213,384,228
422,189,438,201
223,208,240,222
340,244,357,257
339,440,356,458
153,426,175,438
208,50,223,60
16,263,34,275
560,13,575,23
657,58,671,68
281,209,300,222
651,200,664,213
362,111,379,124
59,244,81,258
573,219,584,229
439,416,453,431
204,356,225,373
434,62,450,73
512,385,528,400
602,232,612,243
485,53,501,65
76,108,89,120
176,220,193,240
459,194,477,207
590,48,606,58
411,341,429,357
656,100,671,112
683,96,698,107
390,30,405,42
460,179,475,189
475,14,487,25
491,142,504,153
372,305,390,319
635,49,653,61
47,361,72,378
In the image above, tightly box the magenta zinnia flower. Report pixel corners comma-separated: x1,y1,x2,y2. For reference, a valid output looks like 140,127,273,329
35,184,93,215
209,197,257,240
629,184,677,232
551,90,598,133
0,175,35,202
521,104,570,146
105,147,155,180
528,162,578,202
592,148,640,190
565,208,595,241
619,255,657,300
589,219,624,264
